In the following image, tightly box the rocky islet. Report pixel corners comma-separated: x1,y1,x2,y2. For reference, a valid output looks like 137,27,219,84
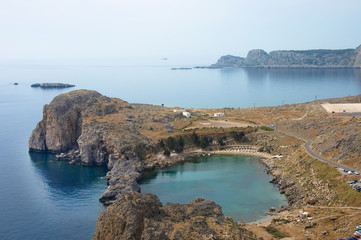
31,83,75,88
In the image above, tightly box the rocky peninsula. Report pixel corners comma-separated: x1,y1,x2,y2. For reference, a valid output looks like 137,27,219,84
29,90,361,239
211,45,361,68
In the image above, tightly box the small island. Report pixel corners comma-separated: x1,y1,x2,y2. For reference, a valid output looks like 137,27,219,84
31,83,75,89
170,67,192,70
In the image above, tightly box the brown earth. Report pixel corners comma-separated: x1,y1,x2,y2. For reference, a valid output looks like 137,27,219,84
28,90,361,239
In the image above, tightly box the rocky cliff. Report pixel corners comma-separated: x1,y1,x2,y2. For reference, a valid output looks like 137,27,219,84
93,192,256,240
29,90,182,204
211,45,361,68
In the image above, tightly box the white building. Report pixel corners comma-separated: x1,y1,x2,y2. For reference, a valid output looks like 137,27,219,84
183,111,191,118
214,112,225,117
173,109,185,113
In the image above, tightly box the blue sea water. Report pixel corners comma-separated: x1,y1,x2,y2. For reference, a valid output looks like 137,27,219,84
139,155,287,223
0,62,360,239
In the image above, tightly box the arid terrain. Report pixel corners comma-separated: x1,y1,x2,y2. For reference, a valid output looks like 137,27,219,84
29,90,361,239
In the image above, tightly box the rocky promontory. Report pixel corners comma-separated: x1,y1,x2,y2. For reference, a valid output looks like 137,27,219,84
211,45,361,68
28,90,185,204
93,192,256,240
31,83,75,88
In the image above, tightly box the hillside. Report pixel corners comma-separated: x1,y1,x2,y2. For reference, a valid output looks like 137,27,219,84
211,45,361,68
29,90,361,239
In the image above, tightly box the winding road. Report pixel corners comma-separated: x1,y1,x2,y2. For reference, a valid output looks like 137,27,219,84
274,126,354,172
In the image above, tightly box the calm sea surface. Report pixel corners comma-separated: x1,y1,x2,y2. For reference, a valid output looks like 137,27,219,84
139,155,287,223
0,63,360,239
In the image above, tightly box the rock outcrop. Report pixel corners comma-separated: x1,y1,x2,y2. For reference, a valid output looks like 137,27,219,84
29,90,128,153
93,192,256,240
211,45,361,68
29,90,180,204
244,49,270,66
354,45,361,68
211,55,245,68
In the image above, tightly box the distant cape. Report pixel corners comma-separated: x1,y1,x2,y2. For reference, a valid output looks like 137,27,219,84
211,45,361,69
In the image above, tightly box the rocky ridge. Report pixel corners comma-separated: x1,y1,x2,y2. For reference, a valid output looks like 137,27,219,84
28,90,181,204
93,192,256,240
211,45,361,68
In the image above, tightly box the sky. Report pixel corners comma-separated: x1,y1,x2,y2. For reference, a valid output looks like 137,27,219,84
1,0,361,63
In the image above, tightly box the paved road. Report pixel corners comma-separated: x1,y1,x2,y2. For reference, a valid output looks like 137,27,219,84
275,127,354,172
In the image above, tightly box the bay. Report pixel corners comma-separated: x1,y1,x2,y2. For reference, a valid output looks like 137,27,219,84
0,62,360,239
139,155,287,223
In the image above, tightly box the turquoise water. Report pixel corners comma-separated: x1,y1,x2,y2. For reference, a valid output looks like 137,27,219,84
139,155,287,223
0,64,360,239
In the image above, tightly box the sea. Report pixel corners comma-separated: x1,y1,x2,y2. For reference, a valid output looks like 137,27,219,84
0,59,360,239
139,155,288,223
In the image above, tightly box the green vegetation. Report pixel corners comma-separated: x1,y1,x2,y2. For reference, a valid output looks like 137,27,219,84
217,136,226,146
272,218,291,224
230,131,249,143
163,149,170,156
260,126,274,131
258,145,273,154
288,49,353,55
231,131,244,142
263,226,289,239
159,136,185,154
190,131,200,146
200,136,211,149
166,137,176,150
312,158,361,206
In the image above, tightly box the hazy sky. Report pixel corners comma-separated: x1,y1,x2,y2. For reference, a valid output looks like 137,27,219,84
1,0,361,62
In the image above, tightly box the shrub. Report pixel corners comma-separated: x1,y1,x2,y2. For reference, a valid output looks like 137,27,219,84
231,131,245,142
166,136,176,150
191,131,200,146
200,136,211,149
163,149,170,156
260,126,274,131
263,226,289,239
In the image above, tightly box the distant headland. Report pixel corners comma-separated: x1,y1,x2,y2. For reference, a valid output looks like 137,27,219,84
210,45,361,69
31,83,75,89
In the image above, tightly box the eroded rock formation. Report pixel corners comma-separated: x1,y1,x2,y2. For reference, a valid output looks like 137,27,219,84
28,90,178,204
93,192,256,240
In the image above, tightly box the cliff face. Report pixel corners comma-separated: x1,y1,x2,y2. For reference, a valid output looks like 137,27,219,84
211,45,361,68
212,55,245,67
29,90,130,154
93,192,256,240
354,45,361,68
244,49,270,66
29,90,180,203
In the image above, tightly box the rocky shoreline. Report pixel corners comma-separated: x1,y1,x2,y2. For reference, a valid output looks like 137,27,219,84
29,90,361,239
28,90,261,239
210,45,361,69
26,90,303,208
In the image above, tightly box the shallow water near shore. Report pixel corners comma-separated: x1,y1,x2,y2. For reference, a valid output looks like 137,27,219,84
139,155,287,223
